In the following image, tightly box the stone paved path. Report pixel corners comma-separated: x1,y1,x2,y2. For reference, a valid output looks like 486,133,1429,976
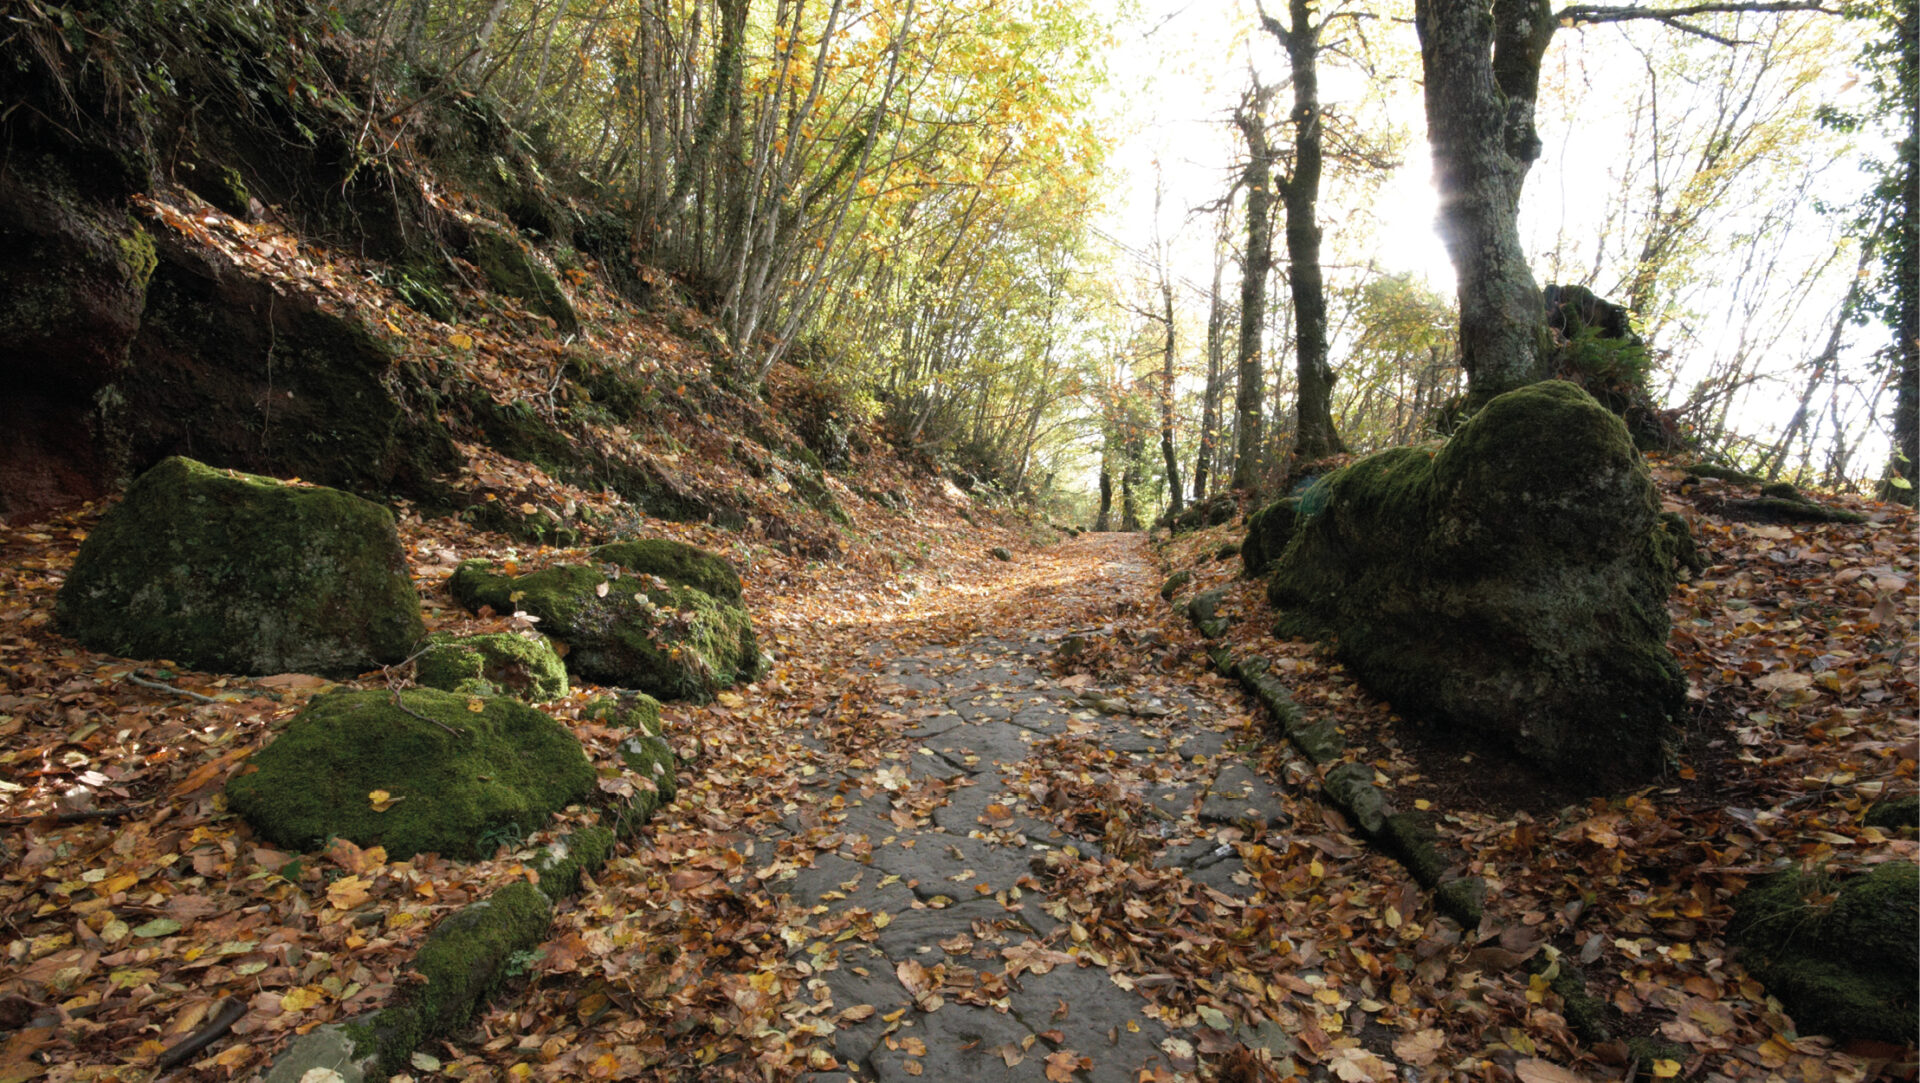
759,537,1295,1082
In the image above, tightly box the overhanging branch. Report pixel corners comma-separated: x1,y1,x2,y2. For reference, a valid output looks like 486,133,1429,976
1555,0,1838,26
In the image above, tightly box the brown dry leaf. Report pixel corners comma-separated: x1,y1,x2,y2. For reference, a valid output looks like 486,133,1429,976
1514,1057,1593,1083
1391,1028,1445,1067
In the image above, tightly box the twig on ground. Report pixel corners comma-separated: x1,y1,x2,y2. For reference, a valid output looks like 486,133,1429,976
0,801,155,827
155,997,246,1072
124,674,222,704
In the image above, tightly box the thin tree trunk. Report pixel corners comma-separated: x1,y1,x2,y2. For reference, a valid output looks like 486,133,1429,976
1193,240,1228,500
1157,273,1183,514
1263,0,1345,461
1231,84,1279,490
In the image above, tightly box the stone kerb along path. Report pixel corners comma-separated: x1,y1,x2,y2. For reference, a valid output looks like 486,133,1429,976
761,535,1305,1082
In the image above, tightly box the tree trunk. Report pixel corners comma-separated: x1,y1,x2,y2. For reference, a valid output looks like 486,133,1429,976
1193,243,1228,500
1157,275,1184,514
1095,461,1114,532
1884,5,1918,505
1121,458,1142,532
1413,0,1555,400
1231,85,1280,490
1265,0,1346,461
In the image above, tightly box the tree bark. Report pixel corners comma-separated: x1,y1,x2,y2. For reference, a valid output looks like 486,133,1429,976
1231,85,1280,490
1883,0,1918,504
1193,243,1229,500
1156,274,1184,514
1265,0,1347,461
1095,465,1113,531
1413,0,1556,400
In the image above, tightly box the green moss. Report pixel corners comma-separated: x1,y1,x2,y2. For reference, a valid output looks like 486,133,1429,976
790,467,851,525
1435,877,1486,926
1864,795,1918,831
530,826,617,901
583,692,665,733
1729,862,1919,1042
1380,812,1446,887
466,226,577,334
1323,762,1388,835
355,880,552,1072
116,224,156,290
593,538,744,604
1262,382,1685,787
1240,497,1301,578
451,560,758,700
55,457,424,676
416,631,568,701
225,687,594,860
1160,569,1192,600
612,731,679,834
1655,511,1708,578
1683,462,1767,486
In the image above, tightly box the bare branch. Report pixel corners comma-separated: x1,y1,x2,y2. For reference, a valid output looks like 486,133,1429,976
1555,0,1838,27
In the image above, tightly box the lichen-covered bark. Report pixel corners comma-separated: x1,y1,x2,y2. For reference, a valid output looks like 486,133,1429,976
55,457,424,676
1231,88,1280,490
1262,382,1685,786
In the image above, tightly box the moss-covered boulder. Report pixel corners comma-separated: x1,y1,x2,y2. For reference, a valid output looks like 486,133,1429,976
415,631,568,701
1729,862,1919,1043
1241,497,1302,579
226,688,594,860
55,457,424,676
592,537,744,604
463,225,577,334
1263,382,1686,787
450,555,759,701
583,692,665,733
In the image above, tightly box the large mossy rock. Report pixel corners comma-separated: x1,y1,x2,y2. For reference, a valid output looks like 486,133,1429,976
226,688,594,861
1241,497,1302,579
415,631,568,701
592,538,744,604
1728,862,1919,1043
1263,381,1685,786
56,457,424,676
449,541,758,700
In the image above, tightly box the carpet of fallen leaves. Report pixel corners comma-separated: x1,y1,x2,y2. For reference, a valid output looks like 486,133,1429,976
1,185,1914,1083
1160,467,1918,1083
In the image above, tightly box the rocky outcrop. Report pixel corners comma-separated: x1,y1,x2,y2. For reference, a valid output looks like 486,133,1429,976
55,457,424,676
450,539,759,700
1258,381,1686,787
0,167,155,520
226,688,595,861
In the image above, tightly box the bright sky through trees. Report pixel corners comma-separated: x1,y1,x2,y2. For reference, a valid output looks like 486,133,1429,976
1097,0,1891,475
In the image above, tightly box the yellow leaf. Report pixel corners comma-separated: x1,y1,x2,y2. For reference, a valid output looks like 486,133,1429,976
449,332,474,349
1651,1060,1681,1078
280,985,326,1012
368,789,403,812
326,875,371,911
467,697,486,712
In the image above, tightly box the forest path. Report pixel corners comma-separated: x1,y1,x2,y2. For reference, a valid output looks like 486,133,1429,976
454,532,1365,1081
760,533,1296,1081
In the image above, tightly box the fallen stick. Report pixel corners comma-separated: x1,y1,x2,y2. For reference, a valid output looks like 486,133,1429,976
0,801,154,827
155,996,245,1071
124,674,223,704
